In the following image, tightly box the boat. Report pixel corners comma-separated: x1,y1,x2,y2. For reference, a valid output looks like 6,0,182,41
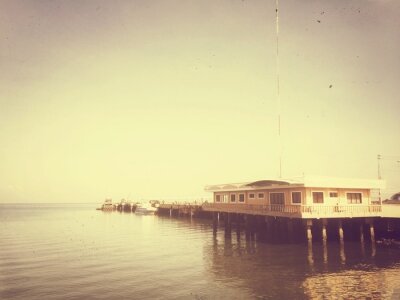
135,203,157,215
116,199,127,212
125,201,139,213
98,198,114,211
149,200,160,208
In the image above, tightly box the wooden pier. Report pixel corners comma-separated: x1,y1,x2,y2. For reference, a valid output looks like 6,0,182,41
156,201,400,246
99,200,137,212
158,203,204,217
98,192,400,245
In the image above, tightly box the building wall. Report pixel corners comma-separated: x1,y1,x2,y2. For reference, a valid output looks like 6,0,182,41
214,188,371,206
304,188,371,206
213,188,307,205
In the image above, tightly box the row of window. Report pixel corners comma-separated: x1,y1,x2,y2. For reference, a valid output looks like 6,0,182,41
215,194,245,203
215,191,302,204
312,192,362,204
248,193,265,199
216,192,363,204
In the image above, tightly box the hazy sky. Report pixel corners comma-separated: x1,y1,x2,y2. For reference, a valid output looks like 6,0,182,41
1,0,399,203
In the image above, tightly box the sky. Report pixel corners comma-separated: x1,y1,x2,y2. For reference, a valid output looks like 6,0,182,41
0,0,399,203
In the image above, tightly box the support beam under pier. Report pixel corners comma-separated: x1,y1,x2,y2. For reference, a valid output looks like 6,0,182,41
224,213,232,238
322,219,328,243
338,219,344,242
306,220,313,244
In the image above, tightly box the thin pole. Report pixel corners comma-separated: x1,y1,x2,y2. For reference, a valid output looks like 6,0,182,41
275,0,282,178
377,154,381,180
377,154,381,202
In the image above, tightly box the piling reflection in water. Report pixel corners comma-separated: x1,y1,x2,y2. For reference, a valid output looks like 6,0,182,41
372,238,377,257
207,220,400,299
339,240,346,264
322,239,328,265
308,241,314,267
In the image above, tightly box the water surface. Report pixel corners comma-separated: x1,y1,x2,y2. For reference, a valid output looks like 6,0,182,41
1,204,400,299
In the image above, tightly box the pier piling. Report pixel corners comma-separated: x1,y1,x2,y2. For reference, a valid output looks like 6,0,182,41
360,223,365,244
322,219,328,243
338,219,344,242
306,220,313,244
224,213,232,238
369,222,375,243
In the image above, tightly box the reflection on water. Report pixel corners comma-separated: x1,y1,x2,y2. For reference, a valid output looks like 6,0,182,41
1,204,400,300
322,240,328,265
207,229,400,299
308,241,314,267
303,268,400,300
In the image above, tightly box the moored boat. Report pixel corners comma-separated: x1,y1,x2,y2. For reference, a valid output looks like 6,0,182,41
135,203,157,215
98,198,114,211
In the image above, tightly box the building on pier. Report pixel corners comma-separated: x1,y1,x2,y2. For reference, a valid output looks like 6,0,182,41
203,176,386,219
156,176,399,243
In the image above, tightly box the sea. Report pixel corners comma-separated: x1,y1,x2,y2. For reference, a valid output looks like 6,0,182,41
1,203,400,300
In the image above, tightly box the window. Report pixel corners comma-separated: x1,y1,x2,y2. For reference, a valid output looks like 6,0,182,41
239,194,245,202
249,193,255,199
329,192,338,198
258,193,264,199
215,195,220,202
230,194,236,202
270,193,285,205
312,192,324,204
347,193,362,204
292,192,302,204
223,194,228,203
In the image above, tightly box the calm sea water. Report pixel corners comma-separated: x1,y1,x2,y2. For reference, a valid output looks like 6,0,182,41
1,204,400,300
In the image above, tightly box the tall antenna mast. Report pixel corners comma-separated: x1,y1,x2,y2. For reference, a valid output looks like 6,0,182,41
275,0,282,178
377,154,382,202
377,154,382,180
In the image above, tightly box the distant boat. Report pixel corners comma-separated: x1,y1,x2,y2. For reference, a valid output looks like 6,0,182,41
125,201,138,213
149,200,160,208
113,199,136,212
97,199,114,211
135,203,157,215
116,199,127,212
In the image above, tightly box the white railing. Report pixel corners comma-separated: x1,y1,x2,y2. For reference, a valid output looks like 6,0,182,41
201,203,382,217
301,205,382,216
202,203,301,215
